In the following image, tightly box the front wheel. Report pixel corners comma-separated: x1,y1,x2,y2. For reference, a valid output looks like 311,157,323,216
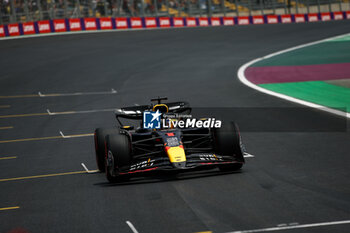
105,133,131,183
94,128,116,172
212,121,245,171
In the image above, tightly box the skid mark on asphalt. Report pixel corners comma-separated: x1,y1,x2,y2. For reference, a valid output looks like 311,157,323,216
0,89,117,99
0,206,20,211
0,170,98,182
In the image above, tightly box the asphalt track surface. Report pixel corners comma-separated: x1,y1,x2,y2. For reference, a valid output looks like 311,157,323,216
1,21,350,233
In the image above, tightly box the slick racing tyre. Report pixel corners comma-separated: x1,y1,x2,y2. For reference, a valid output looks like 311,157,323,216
212,121,245,171
105,133,131,183
94,128,116,172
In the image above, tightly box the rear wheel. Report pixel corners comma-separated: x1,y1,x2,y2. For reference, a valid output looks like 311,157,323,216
212,121,245,171
94,128,116,172
105,133,131,183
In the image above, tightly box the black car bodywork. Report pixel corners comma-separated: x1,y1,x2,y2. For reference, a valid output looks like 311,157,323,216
94,97,245,182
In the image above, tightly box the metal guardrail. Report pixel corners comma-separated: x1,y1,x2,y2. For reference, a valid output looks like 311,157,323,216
1,0,349,24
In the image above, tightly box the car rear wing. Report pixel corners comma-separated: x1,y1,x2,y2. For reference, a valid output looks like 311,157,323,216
115,101,191,126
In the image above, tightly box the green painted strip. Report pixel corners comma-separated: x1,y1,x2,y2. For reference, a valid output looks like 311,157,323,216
259,81,350,113
327,35,350,42
253,41,350,67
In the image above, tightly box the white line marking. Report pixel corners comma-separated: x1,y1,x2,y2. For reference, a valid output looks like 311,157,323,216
134,103,140,106
126,221,139,233
81,163,89,172
80,163,99,174
46,109,52,115
59,131,66,138
227,219,350,233
38,91,43,97
237,33,350,119
47,108,117,116
243,153,255,158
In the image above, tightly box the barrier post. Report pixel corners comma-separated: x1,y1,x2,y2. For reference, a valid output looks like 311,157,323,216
0,6,2,25
24,0,31,22
153,0,158,16
283,0,287,14
117,0,121,16
103,0,108,16
10,0,16,23
248,0,252,16
50,0,55,19
140,0,145,17
306,0,310,14
235,0,240,16
328,0,332,12
208,0,213,17
187,0,192,16
259,0,264,15
198,0,202,17
272,0,276,15
295,0,299,14
76,0,81,17
221,0,226,16
338,0,342,11
64,0,69,18
165,0,170,17
316,0,321,13
36,0,43,20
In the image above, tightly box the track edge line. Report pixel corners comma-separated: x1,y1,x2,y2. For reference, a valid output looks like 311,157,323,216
237,32,350,119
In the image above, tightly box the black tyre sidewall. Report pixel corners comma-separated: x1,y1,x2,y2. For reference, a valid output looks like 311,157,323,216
105,133,131,183
94,128,116,172
212,121,245,170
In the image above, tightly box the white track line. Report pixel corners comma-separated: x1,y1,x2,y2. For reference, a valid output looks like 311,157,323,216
243,153,255,158
237,33,350,119
126,221,139,233
38,89,117,97
47,108,116,116
81,163,99,174
227,219,350,233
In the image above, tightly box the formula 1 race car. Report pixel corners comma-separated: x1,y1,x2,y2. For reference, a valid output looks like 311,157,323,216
94,97,245,182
